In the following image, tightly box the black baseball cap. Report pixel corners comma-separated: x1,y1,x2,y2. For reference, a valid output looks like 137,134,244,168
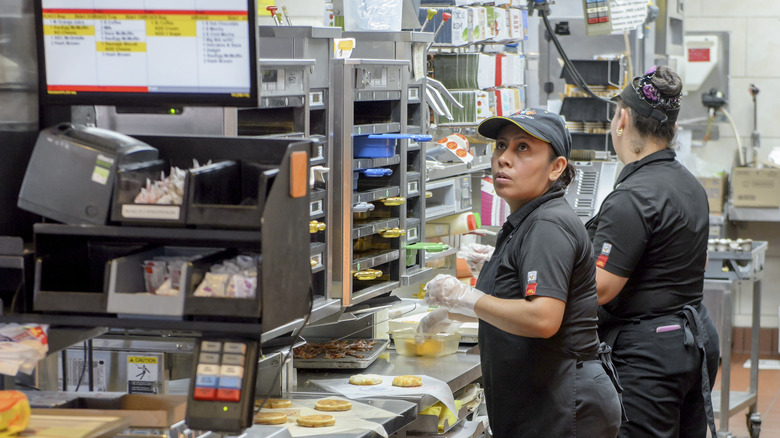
477,108,572,159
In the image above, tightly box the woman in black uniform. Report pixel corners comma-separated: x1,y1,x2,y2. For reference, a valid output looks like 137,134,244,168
587,65,720,437
421,109,621,438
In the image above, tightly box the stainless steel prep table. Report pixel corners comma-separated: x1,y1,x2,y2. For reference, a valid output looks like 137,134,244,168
242,398,416,438
294,349,482,411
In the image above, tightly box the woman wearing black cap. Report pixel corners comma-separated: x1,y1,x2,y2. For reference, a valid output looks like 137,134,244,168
587,65,720,437
420,108,621,437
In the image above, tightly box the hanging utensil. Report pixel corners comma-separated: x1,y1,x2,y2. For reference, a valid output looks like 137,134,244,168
281,5,293,26
421,8,437,32
425,12,451,52
266,6,281,25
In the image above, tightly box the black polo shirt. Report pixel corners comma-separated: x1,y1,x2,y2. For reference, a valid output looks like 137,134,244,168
479,187,600,357
586,149,709,319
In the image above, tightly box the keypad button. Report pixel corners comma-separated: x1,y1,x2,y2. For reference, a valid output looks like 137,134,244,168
199,352,221,364
216,388,241,402
201,341,222,352
223,342,247,355
196,375,219,388
218,376,242,389
197,364,220,376
220,365,244,377
194,387,217,400
221,354,245,366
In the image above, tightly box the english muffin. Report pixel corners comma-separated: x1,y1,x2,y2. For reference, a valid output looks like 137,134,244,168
297,414,336,427
266,398,292,409
254,411,288,425
314,398,352,411
392,374,423,387
348,373,383,385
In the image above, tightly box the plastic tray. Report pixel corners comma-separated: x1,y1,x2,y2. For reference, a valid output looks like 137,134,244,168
292,338,390,369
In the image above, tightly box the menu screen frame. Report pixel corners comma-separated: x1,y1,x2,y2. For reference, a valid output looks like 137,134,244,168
34,0,258,108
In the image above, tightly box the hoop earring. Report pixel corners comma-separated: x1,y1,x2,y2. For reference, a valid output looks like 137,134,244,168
616,128,623,136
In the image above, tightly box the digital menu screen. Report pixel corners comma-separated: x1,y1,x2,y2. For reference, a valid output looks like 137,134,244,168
35,0,257,107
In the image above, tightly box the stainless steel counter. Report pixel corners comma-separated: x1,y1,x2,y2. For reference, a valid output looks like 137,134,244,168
242,398,416,438
294,349,482,411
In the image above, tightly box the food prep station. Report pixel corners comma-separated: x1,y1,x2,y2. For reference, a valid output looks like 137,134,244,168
0,1,731,437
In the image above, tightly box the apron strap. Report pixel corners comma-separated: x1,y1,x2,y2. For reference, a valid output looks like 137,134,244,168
682,304,718,438
597,341,629,422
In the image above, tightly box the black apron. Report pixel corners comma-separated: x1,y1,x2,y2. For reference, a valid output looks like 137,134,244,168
477,217,622,438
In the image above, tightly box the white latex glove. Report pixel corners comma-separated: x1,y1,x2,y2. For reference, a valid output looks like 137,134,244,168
416,308,450,334
463,243,494,277
424,274,485,318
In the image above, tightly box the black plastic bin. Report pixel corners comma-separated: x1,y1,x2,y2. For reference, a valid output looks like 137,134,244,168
560,97,612,123
111,159,187,227
186,160,278,229
560,60,621,86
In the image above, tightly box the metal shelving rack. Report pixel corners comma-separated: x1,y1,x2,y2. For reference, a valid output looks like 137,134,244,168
342,30,436,286
704,240,766,438
255,25,344,322
331,58,410,306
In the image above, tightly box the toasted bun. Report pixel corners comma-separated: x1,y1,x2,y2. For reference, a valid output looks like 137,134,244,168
266,398,292,409
315,399,352,412
392,375,423,387
254,411,288,425
297,414,336,427
349,373,383,385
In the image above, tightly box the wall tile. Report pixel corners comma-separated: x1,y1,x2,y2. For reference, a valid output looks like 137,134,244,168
690,0,780,17
683,0,702,16
745,18,780,77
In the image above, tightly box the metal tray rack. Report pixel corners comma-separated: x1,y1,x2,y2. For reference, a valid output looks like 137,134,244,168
704,240,767,438
292,338,390,369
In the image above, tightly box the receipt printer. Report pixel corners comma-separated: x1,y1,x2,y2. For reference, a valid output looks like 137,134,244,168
18,123,158,225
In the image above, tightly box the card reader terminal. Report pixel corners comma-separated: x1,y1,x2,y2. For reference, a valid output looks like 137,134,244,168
185,338,259,433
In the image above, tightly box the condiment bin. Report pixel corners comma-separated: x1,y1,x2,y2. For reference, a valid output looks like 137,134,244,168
106,246,222,317
111,159,187,226
186,160,277,229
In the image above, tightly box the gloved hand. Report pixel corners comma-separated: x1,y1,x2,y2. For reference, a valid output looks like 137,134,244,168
424,274,485,318
417,308,450,334
462,243,494,277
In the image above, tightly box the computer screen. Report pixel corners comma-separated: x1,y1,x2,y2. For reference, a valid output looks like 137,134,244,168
34,0,258,107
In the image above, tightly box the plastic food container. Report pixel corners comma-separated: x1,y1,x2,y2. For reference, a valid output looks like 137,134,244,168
353,134,432,158
390,328,461,357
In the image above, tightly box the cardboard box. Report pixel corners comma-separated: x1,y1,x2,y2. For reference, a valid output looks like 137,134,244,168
39,394,186,428
697,174,727,213
731,167,780,208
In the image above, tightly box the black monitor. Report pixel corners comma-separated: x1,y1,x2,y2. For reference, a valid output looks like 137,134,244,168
34,0,258,107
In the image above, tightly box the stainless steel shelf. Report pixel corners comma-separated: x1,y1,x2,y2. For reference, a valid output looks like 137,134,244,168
425,246,458,263
427,161,490,181
726,203,780,222
712,390,757,418
352,218,401,239
401,266,435,286
352,249,400,271
353,122,402,135
353,155,401,169
350,281,401,306
352,186,401,204
309,297,343,325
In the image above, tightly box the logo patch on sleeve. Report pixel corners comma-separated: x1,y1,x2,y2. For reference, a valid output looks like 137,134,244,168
525,271,538,296
596,243,612,268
